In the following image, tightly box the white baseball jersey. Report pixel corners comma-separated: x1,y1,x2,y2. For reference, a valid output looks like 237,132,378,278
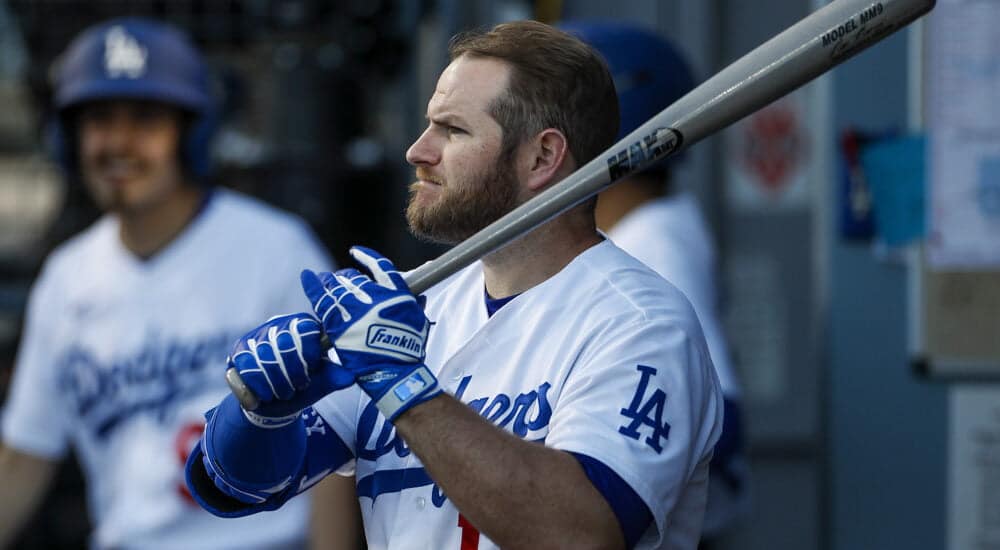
314,239,723,550
2,189,332,549
607,191,746,533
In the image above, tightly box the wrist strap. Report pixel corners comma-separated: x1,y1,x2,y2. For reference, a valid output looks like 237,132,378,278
373,364,441,421
242,408,301,429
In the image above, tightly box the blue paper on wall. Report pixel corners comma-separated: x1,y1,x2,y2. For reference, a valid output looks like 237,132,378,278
859,135,926,248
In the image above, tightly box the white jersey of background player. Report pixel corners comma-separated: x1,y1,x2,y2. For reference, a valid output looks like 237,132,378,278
0,18,333,549
562,21,751,537
185,21,723,550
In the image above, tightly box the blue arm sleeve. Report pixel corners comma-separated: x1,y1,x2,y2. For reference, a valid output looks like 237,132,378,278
185,395,353,518
569,452,652,549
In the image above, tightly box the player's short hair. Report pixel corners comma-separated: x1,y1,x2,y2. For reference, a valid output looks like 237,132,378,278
448,20,619,169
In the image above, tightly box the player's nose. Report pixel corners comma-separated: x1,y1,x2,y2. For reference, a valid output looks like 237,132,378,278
405,127,440,166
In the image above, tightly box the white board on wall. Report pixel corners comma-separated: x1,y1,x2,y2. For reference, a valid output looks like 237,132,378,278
949,385,1000,550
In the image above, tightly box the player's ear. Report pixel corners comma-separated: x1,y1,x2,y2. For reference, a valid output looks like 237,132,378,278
520,128,569,192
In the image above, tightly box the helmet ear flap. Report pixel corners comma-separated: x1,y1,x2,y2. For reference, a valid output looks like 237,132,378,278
183,103,217,181
46,111,76,179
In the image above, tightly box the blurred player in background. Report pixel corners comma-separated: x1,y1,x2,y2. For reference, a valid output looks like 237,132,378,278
0,17,338,549
562,21,750,543
184,20,722,550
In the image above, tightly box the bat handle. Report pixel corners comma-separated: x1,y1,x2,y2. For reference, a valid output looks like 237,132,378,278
226,367,260,410
225,333,334,411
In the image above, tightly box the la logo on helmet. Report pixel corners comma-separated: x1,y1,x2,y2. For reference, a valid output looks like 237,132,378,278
104,26,147,79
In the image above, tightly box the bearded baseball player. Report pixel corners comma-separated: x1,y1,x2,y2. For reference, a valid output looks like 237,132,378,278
0,18,334,549
186,20,723,550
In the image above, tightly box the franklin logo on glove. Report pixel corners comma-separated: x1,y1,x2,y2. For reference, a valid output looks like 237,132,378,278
368,325,424,359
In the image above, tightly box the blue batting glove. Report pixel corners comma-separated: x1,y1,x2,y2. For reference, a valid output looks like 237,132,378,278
300,246,441,421
228,312,355,427
200,313,355,505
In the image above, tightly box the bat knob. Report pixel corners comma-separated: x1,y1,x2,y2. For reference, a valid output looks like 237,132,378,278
226,367,260,411
225,334,331,412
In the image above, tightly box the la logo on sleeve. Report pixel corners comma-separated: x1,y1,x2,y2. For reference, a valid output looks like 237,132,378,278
619,365,671,453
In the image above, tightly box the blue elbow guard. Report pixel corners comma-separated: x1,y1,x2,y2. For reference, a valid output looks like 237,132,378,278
185,395,354,517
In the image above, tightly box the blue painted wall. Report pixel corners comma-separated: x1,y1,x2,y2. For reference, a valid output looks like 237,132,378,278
828,26,947,550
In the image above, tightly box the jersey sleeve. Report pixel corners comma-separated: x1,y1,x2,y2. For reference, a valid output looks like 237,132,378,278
544,316,723,546
2,264,72,458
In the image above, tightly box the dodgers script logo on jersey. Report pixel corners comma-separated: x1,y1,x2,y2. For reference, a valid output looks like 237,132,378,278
355,374,552,506
354,365,675,506
57,329,239,438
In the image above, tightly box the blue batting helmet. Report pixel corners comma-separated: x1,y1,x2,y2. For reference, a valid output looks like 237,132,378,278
559,21,695,155
52,17,216,178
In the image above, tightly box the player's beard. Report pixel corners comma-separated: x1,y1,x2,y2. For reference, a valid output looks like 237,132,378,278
406,158,520,245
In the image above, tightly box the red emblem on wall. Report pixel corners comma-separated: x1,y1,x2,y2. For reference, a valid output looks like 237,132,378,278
740,101,807,194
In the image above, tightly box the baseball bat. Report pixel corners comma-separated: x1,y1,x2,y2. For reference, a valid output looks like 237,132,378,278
228,0,936,410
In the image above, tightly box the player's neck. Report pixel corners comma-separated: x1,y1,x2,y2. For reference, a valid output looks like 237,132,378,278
594,177,663,232
117,184,206,260
481,206,603,299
